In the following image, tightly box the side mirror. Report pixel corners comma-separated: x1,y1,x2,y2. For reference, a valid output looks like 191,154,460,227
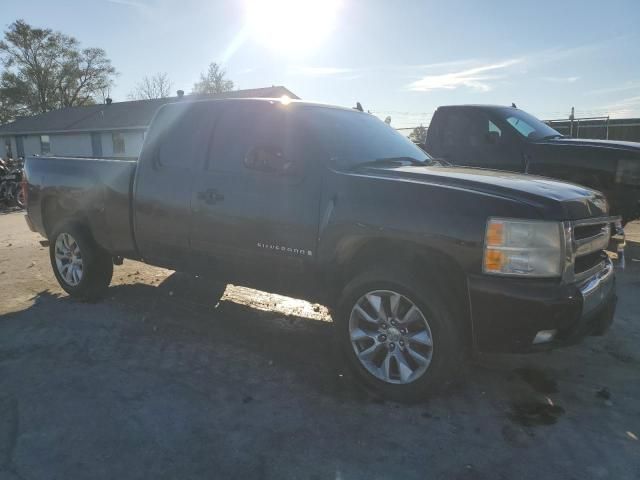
245,146,293,174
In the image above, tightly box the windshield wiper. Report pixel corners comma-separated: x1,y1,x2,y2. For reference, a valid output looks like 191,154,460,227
541,134,566,140
352,157,427,170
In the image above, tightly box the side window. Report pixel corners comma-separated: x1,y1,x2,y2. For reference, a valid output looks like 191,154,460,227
209,103,298,175
466,112,500,148
152,103,219,169
506,116,536,138
488,120,502,139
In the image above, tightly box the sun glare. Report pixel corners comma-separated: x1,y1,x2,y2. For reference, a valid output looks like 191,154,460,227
245,0,342,54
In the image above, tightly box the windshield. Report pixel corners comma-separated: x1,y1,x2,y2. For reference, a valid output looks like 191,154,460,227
300,106,431,168
498,108,561,141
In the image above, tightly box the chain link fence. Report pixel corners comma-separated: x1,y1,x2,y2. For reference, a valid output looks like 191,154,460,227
395,117,640,143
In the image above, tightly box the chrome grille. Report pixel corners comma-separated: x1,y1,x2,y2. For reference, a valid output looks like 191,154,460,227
562,216,617,283
574,222,610,257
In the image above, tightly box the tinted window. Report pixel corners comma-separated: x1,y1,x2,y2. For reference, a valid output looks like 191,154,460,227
152,103,219,169
209,102,294,173
299,106,429,168
442,110,470,148
488,120,502,136
443,109,482,149
499,108,560,140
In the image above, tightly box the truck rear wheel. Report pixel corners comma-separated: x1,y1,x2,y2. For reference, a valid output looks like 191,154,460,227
336,266,464,401
50,222,113,302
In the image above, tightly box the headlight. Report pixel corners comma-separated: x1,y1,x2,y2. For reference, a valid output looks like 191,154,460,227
483,218,563,277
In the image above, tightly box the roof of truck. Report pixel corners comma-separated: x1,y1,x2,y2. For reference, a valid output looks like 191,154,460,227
437,104,515,110
0,86,299,135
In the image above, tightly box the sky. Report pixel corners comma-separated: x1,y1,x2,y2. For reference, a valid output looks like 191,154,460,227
2,0,639,128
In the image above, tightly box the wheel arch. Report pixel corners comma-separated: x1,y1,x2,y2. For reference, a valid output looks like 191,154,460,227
335,237,471,346
42,195,92,240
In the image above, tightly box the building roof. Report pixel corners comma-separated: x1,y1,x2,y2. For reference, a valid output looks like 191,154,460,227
0,86,299,135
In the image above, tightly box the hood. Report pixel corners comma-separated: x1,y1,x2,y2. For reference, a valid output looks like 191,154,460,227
356,165,609,220
534,137,640,153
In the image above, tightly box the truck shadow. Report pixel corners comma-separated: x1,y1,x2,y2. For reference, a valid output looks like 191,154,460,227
0,272,570,420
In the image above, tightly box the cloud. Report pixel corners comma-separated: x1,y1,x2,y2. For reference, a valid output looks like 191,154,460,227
541,76,580,83
405,59,522,92
602,95,640,118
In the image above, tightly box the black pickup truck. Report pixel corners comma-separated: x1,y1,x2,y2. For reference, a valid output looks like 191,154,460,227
422,105,640,224
24,98,619,399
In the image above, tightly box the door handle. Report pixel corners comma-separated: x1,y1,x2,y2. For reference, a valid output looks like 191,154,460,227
198,188,224,204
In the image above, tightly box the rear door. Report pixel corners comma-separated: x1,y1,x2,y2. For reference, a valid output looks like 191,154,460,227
189,101,322,282
133,102,219,269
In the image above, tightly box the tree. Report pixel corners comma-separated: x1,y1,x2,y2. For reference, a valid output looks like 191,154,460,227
192,62,234,95
0,86,17,125
128,72,172,100
409,124,428,144
0,19,116,123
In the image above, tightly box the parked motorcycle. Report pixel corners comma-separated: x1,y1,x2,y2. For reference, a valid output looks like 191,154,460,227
0,157,25,209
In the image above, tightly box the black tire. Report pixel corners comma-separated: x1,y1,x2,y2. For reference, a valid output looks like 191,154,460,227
49,221,113,302
336,265,465,402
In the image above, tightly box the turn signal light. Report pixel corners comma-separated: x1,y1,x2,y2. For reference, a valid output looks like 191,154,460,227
484,249,505,271
486,221,504,246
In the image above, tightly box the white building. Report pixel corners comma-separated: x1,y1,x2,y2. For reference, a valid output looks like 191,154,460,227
0,86,298,160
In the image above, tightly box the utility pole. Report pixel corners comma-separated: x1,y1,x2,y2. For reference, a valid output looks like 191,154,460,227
569,107,575,138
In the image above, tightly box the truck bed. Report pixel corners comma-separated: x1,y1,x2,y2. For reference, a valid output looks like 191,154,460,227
25,156,138,257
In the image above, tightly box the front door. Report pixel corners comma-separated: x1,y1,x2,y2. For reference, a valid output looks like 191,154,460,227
189,101,321,287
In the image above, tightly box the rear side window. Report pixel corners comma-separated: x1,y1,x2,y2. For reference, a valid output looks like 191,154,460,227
441,110,470,148
208,102,295,173
442,110,504,148
151,103,219,169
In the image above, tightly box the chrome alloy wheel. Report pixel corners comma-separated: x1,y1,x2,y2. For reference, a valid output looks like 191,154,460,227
54,233,83,286
349,290,434,384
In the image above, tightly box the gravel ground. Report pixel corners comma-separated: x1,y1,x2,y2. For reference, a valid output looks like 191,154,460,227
0,210,638,480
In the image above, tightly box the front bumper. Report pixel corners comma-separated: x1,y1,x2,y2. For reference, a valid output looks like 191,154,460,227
469,257,616,353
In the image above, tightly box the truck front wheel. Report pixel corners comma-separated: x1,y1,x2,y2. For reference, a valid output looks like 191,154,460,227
336,267,464,401
50,222,113,302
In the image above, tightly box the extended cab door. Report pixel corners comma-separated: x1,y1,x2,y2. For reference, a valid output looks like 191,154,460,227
189,101,322,283
133,102,219,269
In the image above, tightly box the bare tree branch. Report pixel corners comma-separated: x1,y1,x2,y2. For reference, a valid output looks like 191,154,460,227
192,63,234,95
128,72,172,100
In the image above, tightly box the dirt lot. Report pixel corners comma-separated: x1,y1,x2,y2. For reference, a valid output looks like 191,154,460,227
0,210,638,480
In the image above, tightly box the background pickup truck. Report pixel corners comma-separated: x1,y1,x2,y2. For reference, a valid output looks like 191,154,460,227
24,98,619,400
422,104,640,224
